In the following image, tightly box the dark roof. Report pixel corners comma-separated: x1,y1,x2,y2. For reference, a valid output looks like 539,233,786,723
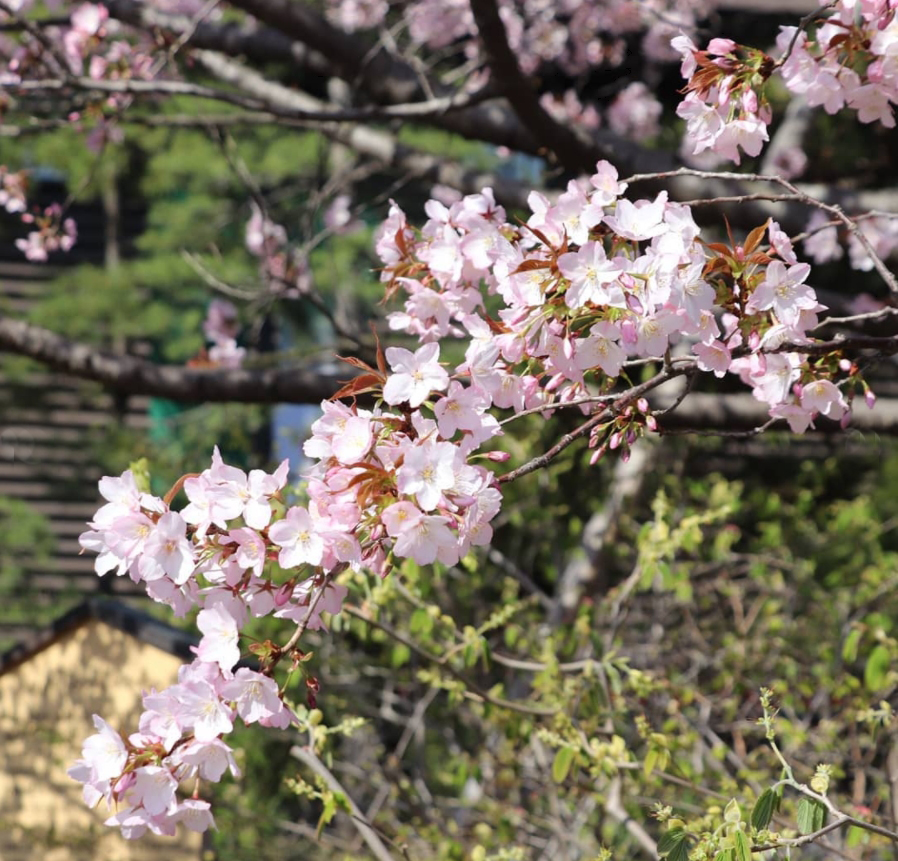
0,598,197,676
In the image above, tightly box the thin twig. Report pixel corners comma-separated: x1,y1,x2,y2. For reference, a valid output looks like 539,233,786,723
290,744,403,861
343,604,557,717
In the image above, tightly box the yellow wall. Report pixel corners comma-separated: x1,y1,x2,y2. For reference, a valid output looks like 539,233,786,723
0,618,203,861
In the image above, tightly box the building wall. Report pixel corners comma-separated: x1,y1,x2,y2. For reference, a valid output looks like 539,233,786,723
0,619,202,861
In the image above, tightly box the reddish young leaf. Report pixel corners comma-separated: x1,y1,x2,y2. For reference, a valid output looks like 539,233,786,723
329,373,384,401
743,219,771,256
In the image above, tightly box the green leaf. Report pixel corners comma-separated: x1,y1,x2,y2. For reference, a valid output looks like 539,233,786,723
796,798,826,835
842,628,862,663
657,828,683,855
552,746,575,783
658,828,689,861
644,748,659,779
316,796,337,838
668,839,689,861
390,643,411,668
734,830,752,861
846,825,865,849
409,608,433,637
714,851,733,861
865,644,891,691
751,788,776,830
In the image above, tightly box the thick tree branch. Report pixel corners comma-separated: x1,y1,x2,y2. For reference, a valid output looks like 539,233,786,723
192,48,490,121
0,315,340,404
656,391,898,435
469,0,600,174
104,0,334,78
225,0,542,156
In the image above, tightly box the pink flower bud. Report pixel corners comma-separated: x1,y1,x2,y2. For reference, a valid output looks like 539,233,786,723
748,330,760,351
840,410,852,429
741,88,759,116
275,582,294,606
626,293,644,315
646,414,658,431
545,372,565,392
609,431,622,450
707,38,737,55
865,388,877,409
839,358,852,372
484,450,511,462
637,397,649,413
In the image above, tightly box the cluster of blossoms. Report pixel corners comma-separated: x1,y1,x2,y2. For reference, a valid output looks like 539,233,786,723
200,299,245,369
75,323,506,834
0,167,77,261
245,202,313,297
675,0,898,165
378,161,858,440
777,1,898,128
2,3,152,155
0,166,26,214
63,3,153,81
673,35,773,164
73,155,870,838
16,202,77,262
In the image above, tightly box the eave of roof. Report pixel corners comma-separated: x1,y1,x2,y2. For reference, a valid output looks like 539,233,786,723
0,598,197,676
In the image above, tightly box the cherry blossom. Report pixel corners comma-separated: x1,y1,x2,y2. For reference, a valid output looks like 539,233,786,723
382,342,450,407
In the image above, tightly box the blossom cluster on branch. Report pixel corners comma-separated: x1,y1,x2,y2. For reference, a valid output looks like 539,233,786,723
379,162,858,439
675,2,898,166
0,0,892,847
74,155,880,835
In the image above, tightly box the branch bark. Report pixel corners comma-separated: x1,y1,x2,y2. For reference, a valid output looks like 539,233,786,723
104,0,334,78
469,0,601,174
225,0,542,155
0,315,340,404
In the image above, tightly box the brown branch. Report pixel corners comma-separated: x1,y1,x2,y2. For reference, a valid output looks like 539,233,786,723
0,314,340,404
498,368,687,483
192,48,491,121
104,0,334,79
468,0,599,174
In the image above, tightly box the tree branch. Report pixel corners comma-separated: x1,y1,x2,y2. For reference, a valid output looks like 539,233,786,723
0,314,340,404
104,0,334,78
289,745,399,861
225,0,543,156
468,0,600,174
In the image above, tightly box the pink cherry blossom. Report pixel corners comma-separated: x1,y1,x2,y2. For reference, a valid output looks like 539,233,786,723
268,505,325,568
196,604,241,671
219,668,287,725
383,342,450,407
